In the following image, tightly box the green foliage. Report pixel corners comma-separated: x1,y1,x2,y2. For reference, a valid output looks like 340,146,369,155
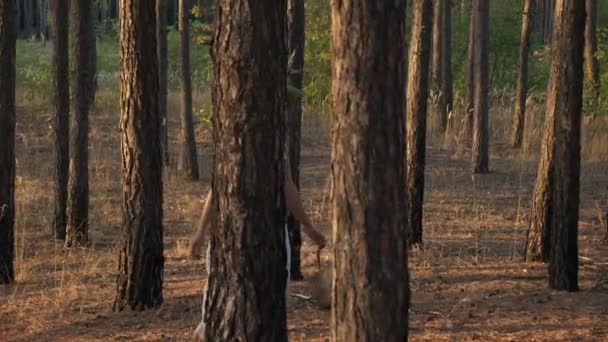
303,0,331,113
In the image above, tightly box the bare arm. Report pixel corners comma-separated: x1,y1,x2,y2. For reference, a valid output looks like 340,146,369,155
285,173,326,248
190,190,214,259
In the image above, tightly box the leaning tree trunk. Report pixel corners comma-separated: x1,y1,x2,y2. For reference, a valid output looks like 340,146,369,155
0,0,17,285
178,0,200,181
406,0,433,247
52,0,70,240
286,0,305,281
584,0,600,99
442,0,453,129
546,0,585,292
459,3,475,145
331,0,410,340
471,0,489,174
511,0,534,148
65,0,95,247
156,0,169,165
114,0,164,311
431,0,446,132
199,0,289,340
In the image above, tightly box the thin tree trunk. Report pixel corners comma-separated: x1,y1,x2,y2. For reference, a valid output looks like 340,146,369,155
471,0,489,174
459,3,475,145
65,0,95,247
584,0,600,98
114,0,164,311
286,0,305,281
331,0,409,340
511,0,534,148
0,0,17,285
178,0,199,180
431,0,446,132
442,0,453,128
406,0,433,247
200,1,288,339
157,0,169,165
52,0,70,240
24,0,32,37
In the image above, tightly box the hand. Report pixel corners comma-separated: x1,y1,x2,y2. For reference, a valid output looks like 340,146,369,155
190,234,205,260
305,225,327,249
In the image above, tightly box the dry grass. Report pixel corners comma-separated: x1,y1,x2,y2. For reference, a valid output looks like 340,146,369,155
1,96,607,341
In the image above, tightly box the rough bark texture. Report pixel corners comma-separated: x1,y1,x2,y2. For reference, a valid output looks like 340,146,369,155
65,0,95,247
200,1,289,340
471,0,489,174
431,0,446,132
52,0,70,240
0,0,17,285
546,0,584,292
177,0,200,180
511,0,534,148
584,0,600,98
406,0,433,247
459,3,475,145
331,0,409,340
286,0,305,281
114,0,164,311
156,0,169,165
442,0,453,126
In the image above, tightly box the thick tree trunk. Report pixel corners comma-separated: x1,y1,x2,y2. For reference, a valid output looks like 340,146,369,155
178,0,200,180
546,0,584,292
0,0,17,285
511,0,534,148
431,0,446,132
157,0,169,165
286,0,305,281
584,0,600,98
442,0,453,128
114,0,164,311
331,0,409,340
52,0,70,240
471,0,489,174
200,0,288,339
406,0,433,247
65,0,95,247
459,3,475,145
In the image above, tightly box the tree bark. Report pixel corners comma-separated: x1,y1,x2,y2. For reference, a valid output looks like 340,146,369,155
459,2,475,145
406,0,433,247
178,0,200,180
431,0,447,132
511,0,534,148
114,0,164,311
65,0,95,247
546,0,584,292
331,0,409,340
584,0,600,98
0,0,17,285
442,0,453,127
200,0,289,339
286,0,305,281
52,0,70,240
471,0,489,174
157,0,169,165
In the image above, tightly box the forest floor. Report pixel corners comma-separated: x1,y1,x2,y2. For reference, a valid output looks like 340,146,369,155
1,105,607,342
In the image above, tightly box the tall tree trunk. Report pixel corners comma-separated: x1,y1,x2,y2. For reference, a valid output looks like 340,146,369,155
406,0,433,247
286,0,305,281
442,0,453,128
459,3,475,145
24,0,32,37
431,0,446,132
0,0,17,285
157,0,169,165
331,0,409,340
178,0,199,180
114,0,164,311
65,0,95,247
547,0,584,291
471,0,489,174
511,0,534,148
584,0,600,98
38,0,47,41
199,1,288,340
52,0,70,240
541,0,554,44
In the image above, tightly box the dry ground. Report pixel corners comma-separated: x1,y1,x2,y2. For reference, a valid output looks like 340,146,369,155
1,100,607,342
